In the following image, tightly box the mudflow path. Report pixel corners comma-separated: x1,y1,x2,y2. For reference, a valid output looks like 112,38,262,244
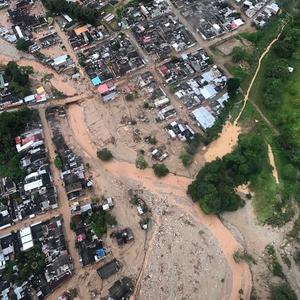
67,103,252,300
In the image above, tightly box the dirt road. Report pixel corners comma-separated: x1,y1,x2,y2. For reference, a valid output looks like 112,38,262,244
39,108,81,271
234,23,287,125
66,103,252,300
268,144,279,184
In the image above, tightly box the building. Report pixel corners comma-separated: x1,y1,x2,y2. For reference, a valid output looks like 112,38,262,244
108,277,134,300
97,259,121,279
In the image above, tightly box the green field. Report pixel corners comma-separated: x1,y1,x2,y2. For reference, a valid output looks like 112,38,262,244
236,17,300,224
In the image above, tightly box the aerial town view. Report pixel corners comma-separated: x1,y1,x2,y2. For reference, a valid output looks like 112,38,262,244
0,0,300,299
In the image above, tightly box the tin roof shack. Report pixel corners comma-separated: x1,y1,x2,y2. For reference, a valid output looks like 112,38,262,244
108,277,134,300
51,132,85,201
78,35,145,85
158,49,212,85
97,259,121,280
70,203,112,266
0,216,73,299
67,24,109,51
0,177,17,198
0,72,23,109
112,228,134,246
12,127,58,221
0,0,8,9
166,120,195,142
0,206,12,230
253,2,280,28
172,0,244,40
8,7,47,41
122,0,196,61
49,54,76,74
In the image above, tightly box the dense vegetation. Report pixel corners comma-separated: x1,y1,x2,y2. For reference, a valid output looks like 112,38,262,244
270,283,297,300
3,247,46,285
188,133,267,214
90,211,117,237
4,61,33,98
0,108,39,180
42,0,98,25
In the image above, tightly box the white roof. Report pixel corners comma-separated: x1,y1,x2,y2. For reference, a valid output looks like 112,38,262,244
21,234,32,244
200,84,217,99
232,18,244,27
267,3,280,13
24,179,43,192
217,93,229,107
20,226,34,251
102,203,110,211
24,95,35,102
20,227,31,237
192,107,216,129
202,70,215,83
22,240,34,251
53,54,68,66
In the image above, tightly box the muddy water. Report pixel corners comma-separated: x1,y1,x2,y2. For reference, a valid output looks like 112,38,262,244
67,103,252,300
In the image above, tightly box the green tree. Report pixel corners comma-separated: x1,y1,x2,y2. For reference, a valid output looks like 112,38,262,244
97,148,113,161
270,283,297,300
136,153,148,169
180,151,193,167
16,38,31,51
148,136,157,145
0,108,39,180
187,134,266,214
227,78,240,98
54,155,63,169
153,163,169,177
231,46,245,63
125,93,134,101
282,164,297,181
111,41,121,51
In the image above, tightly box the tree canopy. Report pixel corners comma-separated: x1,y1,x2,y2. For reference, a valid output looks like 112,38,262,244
0,108,39,180
3,247,46,284
153,163,169,177
42,0,98,25
187,133,267,214
4,61,33,98
97,148,113,161
16,38,31,52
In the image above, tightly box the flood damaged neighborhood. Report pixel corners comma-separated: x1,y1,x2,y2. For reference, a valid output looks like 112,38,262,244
0,0,300,300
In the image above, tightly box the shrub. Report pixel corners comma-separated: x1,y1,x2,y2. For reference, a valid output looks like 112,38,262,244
125,93,134,101
97,148,113,161
180,151,193,167
136,153,148,169
153,163,169,177
148,136,157,145
54,155,63,169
